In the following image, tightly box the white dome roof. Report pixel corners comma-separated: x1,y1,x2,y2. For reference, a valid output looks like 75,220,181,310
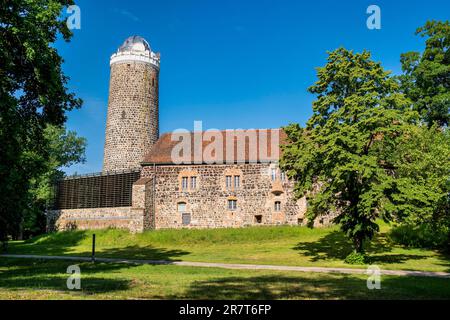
118,36,151,53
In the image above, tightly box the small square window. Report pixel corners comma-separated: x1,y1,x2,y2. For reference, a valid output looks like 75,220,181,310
274,201,281,212
228,200,237,211
298,218,304,225
178,202,186,213
255,215,263,224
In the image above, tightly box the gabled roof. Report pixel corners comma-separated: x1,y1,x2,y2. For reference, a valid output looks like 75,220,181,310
141,129,287,166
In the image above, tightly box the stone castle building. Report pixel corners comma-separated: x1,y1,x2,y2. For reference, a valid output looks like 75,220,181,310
48,36,321,233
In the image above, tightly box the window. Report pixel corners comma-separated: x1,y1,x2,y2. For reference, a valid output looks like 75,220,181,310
298,218,304,225
271,168,277,181
182,213,191,225
234,176,240,189
190,176,197,189
177,202,186,213
274,201,281,212
152,77,155,87
228,199,237,211
226,176,232,190
280,172,286,182
182,177,189,191
255,215,263,224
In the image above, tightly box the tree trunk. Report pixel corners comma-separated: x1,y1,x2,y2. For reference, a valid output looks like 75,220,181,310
354,236,364,254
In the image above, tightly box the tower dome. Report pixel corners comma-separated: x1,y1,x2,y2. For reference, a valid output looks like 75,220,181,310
110,35,160,69
119,36,151,53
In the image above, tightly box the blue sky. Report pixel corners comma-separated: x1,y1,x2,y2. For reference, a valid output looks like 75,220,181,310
58,0,450,174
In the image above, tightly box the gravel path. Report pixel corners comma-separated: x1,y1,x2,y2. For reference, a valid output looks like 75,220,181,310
2,254,450,278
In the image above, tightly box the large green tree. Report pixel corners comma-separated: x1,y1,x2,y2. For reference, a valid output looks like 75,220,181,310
22,125,86,238
281,48,413,254
0,0,81,245
399,20,450,127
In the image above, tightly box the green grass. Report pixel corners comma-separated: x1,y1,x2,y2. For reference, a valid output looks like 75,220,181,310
7,222,450,273
1,258,450,300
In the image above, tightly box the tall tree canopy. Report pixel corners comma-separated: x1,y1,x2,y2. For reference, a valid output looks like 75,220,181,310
0,0,81,244
399,20,450,127
23,125,86,238
281,48,413,254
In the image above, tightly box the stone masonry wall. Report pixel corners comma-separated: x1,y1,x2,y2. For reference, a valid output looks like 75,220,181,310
141,163,308,230
103,60,159,172
47,207,145,233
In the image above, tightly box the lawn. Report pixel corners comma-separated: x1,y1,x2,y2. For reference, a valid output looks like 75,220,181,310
1,258,450,300
6,223,450,273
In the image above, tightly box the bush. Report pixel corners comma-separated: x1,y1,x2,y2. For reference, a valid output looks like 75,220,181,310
389,224,448,249
345,252,368,265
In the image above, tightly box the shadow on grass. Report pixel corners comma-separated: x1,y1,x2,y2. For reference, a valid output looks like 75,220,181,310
92,245,190,261
177,274,450,300
9,231,89,256
0,258,131,294
11,231,191,262
293,230,428,265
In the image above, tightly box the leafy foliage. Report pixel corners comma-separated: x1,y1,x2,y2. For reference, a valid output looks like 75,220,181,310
389,224,449,249
281,48,413,253
383,125,449,228
399,20,450,127
22,125,86,238
344,252,368,265
0,0,81,242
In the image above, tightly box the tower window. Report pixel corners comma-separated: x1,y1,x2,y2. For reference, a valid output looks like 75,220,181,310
152,77,155,87
274,201,282,212
121,110,126,120
228,200,237,211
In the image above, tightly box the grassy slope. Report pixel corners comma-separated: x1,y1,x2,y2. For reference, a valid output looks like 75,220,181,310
1,258,450,300
7,223,450,273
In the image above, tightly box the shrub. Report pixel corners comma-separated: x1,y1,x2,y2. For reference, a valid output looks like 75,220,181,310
389,224,448,249
345,252,368,265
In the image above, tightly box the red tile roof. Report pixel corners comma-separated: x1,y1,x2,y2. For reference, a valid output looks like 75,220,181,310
141,129,287,165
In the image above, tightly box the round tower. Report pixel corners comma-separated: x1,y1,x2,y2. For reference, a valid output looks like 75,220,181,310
103,36,160,172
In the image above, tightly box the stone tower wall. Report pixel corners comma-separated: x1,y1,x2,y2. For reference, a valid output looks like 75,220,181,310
103,60,159,172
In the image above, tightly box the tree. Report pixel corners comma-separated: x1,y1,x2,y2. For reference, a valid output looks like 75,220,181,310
280,48,413,255
385,124,450,249
399,20,450,127
0,1,81,246
22,125,86,238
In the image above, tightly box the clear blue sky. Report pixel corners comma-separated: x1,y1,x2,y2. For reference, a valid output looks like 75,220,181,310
59,0,450,174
